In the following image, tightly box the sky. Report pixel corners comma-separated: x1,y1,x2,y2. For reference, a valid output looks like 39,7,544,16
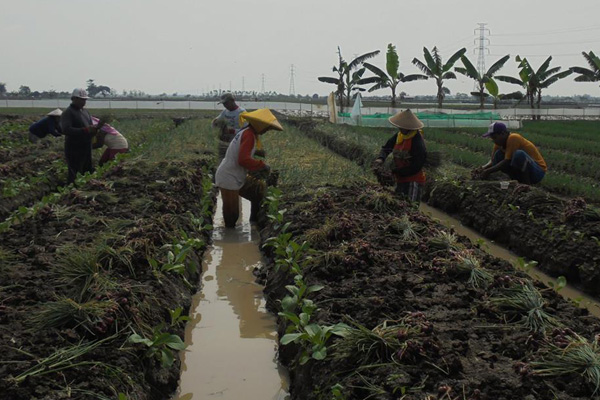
2,0,600,97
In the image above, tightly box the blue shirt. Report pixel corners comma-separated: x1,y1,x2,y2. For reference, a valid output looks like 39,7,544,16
29,117,62,138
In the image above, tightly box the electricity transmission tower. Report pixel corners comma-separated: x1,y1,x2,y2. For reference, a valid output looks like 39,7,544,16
474,23,490,88
261,74,266,94
289,65,296,96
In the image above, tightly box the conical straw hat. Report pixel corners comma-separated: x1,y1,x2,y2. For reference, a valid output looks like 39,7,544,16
47,108,62,117
388,109,424,130
239,109,283,133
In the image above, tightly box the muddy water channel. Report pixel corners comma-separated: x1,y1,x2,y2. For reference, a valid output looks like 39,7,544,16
420,203,600,318
172,198,289,400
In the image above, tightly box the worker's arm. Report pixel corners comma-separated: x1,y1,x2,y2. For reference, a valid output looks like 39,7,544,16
481,159,510,179
392,133,426,177
376,133,397,161
92,131,107,149
238,130,266,171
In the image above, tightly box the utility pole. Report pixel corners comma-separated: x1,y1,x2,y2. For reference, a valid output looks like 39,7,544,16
261,74,266,94
289,64,296,96
474,23,490,85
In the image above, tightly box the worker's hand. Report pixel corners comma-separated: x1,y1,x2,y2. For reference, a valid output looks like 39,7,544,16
87,126,99,135
480,169,491,180
255,149,266,158
371,158,384,170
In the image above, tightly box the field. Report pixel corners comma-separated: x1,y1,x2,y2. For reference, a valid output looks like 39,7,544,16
1,110,600,399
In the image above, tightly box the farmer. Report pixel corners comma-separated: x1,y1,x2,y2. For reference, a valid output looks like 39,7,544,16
473,122,546,184
28,109,63,142
215,108,282,227
91,116,129,166
212,93,247,159
372,109,427,202
61,88,99,184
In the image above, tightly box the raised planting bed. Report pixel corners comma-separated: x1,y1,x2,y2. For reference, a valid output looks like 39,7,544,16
423,179,600,298
0,158,215,399
257,184,600,400
284,117,600,302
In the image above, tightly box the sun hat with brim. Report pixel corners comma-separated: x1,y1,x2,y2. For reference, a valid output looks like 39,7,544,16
482,121,508,138
217,93,235,104
388,109,424,130
71,88,89,99
47,108,62,117
239,109,283,133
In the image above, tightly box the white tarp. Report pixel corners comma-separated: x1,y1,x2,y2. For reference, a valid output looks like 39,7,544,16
350,93,363,125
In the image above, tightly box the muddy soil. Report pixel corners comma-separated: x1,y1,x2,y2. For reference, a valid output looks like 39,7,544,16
258,185,600,400
286,117,600,301
423,179,600,297
0,157,214,399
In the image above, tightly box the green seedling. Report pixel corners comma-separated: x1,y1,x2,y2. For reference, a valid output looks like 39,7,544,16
169,307,190,327
129,326,186,368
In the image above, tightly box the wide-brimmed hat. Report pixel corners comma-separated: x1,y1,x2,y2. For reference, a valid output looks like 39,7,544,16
482,121,508,138
239,109,283,133
388,109,424,130
47,108,62,117
217,93,235,104
71,88,89,99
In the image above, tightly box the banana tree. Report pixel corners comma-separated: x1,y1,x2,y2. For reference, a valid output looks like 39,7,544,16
455,54,510,109
358,44,428,107
497,56,571,119
318,47,379,112
412,46,467,108
484,78,524,109
571,51,600,87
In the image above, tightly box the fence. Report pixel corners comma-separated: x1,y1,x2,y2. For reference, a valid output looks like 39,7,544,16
2,99,599,121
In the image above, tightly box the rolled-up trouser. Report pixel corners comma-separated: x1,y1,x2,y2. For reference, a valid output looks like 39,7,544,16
220,176,266,227
493,149,545,184
99,148,128,166
395,181,422,202
65,144,93,185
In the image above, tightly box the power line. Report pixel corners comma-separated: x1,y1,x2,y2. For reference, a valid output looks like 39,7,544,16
490,25,600,37
491,39,600,47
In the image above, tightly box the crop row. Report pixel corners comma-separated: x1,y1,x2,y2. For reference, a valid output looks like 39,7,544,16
258,183,600,400
0,155,216,400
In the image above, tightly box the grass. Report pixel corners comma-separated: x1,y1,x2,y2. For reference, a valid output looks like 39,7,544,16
488,281,559,334
31,298,118,333
452,249,493,289
531,333,600,394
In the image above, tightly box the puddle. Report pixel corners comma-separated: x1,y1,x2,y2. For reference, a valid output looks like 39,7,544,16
420,203,600,319
172,196,289,400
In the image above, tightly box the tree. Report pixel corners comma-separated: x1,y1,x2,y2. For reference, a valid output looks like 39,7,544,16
318,46,380,112
497,56,572,119
18,85,31,96
455,54,510,109
358,44,428,107
86,79,112,97
412,46,467,108
571,51,600,88
484,78,524,109
0,82,6,97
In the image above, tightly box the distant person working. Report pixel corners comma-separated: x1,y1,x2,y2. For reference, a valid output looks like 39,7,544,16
91,116,129,166
28,109,63,143
212,93,247,158
472,122,547,185
60,88,100,184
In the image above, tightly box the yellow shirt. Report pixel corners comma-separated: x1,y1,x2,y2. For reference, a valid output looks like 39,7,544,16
493,133,547,171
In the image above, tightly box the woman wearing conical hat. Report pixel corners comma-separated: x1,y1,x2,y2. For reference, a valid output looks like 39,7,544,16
28,108,63,143
215,108,283,227
372,109,427,202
